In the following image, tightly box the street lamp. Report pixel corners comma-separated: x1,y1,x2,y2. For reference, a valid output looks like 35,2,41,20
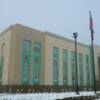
73,32,79,94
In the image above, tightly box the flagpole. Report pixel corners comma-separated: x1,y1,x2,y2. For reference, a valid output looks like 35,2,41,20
89,11,96,94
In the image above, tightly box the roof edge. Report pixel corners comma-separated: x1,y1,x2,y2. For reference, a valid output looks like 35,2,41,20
44,31,89,48
0,25,14,37
0,23,92,48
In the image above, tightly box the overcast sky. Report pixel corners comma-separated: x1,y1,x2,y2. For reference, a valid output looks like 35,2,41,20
0,0,100,45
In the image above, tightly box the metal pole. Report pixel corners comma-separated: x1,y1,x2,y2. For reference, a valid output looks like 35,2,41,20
73,32,79,94
91,33,96,94
89,11,96,94
75,37,79,94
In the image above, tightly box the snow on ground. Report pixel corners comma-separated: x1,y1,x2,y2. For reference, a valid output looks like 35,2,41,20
0,92,96,100
95,99,100,100
95,91,100,100
97,91,100,94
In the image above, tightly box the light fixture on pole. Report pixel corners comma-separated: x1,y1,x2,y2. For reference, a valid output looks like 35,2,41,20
73,32,79,94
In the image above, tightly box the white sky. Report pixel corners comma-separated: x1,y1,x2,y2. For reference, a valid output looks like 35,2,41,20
0,0,100,45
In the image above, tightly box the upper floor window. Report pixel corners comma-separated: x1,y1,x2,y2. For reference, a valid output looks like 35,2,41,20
22,40,31,85
33,42,41,85
71,51,76,85
62,49,68,85
53,47,59,85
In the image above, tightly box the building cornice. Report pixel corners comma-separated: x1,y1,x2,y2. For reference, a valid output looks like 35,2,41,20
44,31,89,48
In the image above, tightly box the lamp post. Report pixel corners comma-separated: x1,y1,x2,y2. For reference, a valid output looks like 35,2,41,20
73,32,79,94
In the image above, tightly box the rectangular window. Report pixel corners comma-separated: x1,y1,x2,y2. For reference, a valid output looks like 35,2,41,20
90,47,94,85
62,49,68,85
0,57,3,80
22,40,31,84
98,57,100,80
33,43,41,85
85,55,90,86
53,47,59,85
71,51,76,85
0,44,5,80
78,53,84,86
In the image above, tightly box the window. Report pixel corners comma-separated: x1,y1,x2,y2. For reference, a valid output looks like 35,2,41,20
53,47,59,85
78,53,83,86
62,49,68,85
22,40,31,84
33,43,41,85
71,51,76,85
98,57,100,80
90,47,94,85
85,55,90,86
0,57,3,80
0,44,5,80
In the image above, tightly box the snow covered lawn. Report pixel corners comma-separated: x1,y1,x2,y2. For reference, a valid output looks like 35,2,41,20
0,92,96,100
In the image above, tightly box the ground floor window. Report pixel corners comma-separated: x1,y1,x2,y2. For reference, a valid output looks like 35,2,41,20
22,40,31,84
71,51,76,85
53,47,59,85
33,42,41,85
85,55,90,86
78,53,84,86
62,49,68,85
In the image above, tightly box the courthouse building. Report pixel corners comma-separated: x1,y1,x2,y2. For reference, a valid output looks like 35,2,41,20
0,24,100,89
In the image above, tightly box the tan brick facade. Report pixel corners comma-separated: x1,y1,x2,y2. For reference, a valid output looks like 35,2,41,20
0,24,100,86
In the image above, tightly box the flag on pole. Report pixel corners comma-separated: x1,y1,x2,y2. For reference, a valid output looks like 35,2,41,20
89,11,94,33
